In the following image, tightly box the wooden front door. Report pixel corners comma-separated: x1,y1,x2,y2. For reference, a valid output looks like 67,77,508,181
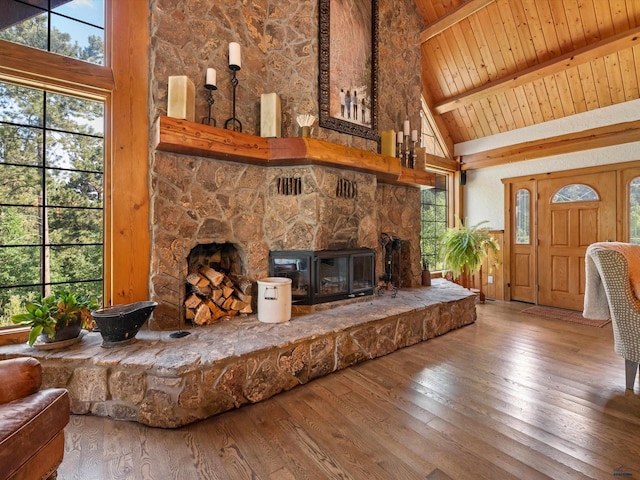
537,172,617,310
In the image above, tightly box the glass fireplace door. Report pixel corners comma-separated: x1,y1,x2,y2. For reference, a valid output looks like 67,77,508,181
351,252,375,293
316,255,348,300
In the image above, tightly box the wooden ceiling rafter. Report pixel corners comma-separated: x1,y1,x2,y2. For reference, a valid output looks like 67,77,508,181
460,119,640,170
419,0,496,43
433,25,640,115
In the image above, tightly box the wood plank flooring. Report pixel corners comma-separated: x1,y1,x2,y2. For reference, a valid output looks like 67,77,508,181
58,300,640,479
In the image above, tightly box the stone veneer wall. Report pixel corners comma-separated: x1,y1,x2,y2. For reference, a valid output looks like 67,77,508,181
149,0,426,326
150,0,424,145
376,184,423,288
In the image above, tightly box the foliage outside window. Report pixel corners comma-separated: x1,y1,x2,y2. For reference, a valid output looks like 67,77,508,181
420,173,448,271
515,189,530,244
0,2,106,328
630,178,640,244
0,0,105,65
551,184,599,203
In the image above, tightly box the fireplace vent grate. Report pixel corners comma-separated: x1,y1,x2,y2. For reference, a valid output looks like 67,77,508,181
336,179,357,199
277,176,302,195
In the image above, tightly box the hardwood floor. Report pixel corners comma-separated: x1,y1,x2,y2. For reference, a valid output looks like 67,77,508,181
58,300,640,480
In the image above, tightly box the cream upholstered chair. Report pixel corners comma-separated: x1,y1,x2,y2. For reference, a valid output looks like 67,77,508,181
584,242,640,390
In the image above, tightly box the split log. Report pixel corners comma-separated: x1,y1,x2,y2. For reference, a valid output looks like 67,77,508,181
212,288,223,303
193,303,211,325
184,293,202,309
222,296,235,311
199,266,225,286
191,284,211,297
222,285,235,299
232,275,252,295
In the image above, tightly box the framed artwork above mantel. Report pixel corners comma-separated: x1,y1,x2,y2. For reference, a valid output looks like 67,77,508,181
318,0,379,141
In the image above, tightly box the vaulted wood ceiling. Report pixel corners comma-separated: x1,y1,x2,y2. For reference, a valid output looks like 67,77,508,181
415,0,640,167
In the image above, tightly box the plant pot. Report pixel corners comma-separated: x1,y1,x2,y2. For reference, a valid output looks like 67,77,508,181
39,321,82,344
422,270,432,286
92,301,157,347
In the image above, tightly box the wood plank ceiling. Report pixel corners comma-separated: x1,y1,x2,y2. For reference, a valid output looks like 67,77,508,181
415,0,640,167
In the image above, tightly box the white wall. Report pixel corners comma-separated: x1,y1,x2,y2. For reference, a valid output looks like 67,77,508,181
454,99,640,230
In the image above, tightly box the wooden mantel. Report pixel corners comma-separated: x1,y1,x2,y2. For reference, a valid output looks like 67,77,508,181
154,116,435,188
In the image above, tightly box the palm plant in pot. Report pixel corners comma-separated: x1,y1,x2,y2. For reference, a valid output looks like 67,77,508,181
439,217,499,299
11,290,99,347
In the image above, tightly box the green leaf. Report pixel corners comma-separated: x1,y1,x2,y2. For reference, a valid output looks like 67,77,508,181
28,325,43,346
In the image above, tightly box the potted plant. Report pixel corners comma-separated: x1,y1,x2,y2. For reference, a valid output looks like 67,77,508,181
439,217,499,297
11,290,99,347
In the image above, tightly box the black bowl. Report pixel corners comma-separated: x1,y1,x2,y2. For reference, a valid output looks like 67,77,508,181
92,301,157,347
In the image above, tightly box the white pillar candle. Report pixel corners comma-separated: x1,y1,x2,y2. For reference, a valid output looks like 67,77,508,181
260,93,281,138
167,75,195,122
397,131,403,143
229,42,241,69
403,119,410,136
411,129,418,142
206,68,216,87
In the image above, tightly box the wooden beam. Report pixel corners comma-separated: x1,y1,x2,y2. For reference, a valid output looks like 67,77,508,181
424,153,459,172
154,116,432,187
393,167,436,188
270,137,402,183
109,1,151,306
460,120,640,170
0,39,114,98
434,26,640,115
155,116,271,164
420,0,495,43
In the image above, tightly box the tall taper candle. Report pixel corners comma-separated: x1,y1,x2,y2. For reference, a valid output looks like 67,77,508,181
206,68,216,87
229,42,241,69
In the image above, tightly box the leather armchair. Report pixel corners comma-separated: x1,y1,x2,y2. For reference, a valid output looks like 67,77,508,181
0,357,70,480
584,242,640,390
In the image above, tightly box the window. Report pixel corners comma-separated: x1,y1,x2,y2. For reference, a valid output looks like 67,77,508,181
0,0,105,65
630,178,640,244
420,97,445,157
0,82,104,327
551,184,599,203
0,0,107,329
515,189,530,244
420,173,448,271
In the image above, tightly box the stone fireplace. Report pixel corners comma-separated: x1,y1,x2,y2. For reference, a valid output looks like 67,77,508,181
149,151,423,330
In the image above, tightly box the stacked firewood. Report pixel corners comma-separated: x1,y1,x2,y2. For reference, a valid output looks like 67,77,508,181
184,266,253,325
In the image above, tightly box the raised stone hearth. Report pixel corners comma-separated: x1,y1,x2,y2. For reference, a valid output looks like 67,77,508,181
0,280,475,428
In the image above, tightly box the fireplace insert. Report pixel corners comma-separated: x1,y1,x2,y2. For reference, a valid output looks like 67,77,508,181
269,248,375,305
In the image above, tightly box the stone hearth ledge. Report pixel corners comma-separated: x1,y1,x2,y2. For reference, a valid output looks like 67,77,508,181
0,280,476,428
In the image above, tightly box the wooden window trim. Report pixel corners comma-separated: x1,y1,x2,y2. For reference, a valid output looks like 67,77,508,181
0,2,150,325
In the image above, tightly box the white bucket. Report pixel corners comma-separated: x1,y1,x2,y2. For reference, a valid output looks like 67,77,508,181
257,277,292,323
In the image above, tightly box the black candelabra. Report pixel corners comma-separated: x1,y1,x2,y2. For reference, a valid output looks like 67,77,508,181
201,83,217,127
224,66,242,132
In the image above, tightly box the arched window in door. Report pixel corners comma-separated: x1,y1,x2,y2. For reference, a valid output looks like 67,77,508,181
630,178,640,244
515,189,530,244
551,184,599,203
